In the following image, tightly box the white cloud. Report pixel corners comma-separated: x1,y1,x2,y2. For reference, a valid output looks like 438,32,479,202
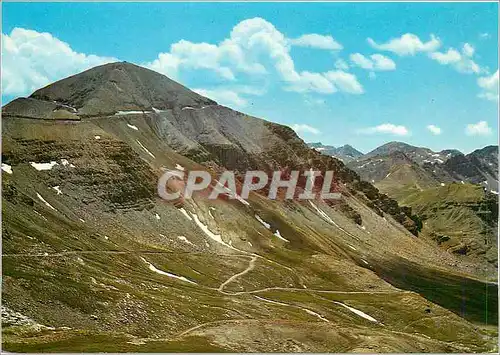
462,43,475,57
426,124,442,135
144,19,272,81
428,44,481,74
334,59,349,70
465,121,492,136
350,53,373,70
2,27,117,96
193,88,248,108
193,84,266,109
290,34,342,50
324,71,364,94
3,19,364,99
285,71,336,94
428,48,462,64
477,70,499,102
143,52,181,80
367,33,441,56
359,123,409,136
349,53,396,71
479,32,491,40
291,124,320,135
145,18,360,95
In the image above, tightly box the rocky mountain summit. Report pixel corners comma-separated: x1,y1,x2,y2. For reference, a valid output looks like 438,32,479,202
313,141,499,280
308,142,363,162
2,62,497,352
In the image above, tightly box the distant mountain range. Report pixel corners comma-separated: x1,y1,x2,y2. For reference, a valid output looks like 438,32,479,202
308,141,498,192
309,140,498,273
308,142,363,162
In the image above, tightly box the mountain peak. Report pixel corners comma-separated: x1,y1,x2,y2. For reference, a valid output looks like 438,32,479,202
365,141,429,159
6,61,216,117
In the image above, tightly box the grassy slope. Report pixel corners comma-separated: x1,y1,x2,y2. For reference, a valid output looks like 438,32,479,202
2,117,498,352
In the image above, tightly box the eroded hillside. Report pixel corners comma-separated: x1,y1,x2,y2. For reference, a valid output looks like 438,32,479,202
2,62,497,352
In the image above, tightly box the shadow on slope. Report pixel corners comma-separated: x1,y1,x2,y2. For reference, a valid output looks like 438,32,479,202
371,257,498,326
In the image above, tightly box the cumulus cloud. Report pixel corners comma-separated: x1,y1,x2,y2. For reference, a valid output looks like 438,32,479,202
334,59,349,70
367,33,441,56
291,124,320,135
477,70,499,102
193,88,248,108
2,27,117,96
290,34,342,50
143,52,181,80
349,53,396,71
426,124,442,135
192,84,266,108
465,121,492,136
359,123,409,136
324,71,364,94
3,19,364,99
428,43,481,74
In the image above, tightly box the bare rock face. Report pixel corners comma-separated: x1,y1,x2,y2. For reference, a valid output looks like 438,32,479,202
2,61,419,234
28,62,215,116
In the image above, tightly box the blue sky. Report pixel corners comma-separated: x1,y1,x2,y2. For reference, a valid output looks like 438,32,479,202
2,2,498,153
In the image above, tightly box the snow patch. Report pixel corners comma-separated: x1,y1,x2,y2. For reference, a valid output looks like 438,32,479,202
274,230,289,242
309,201,337,226
36,193,56,211
255,215,271,229
490,190,499,195
175,164,185,171
33,210,48,221
52,186,62,195
191,212,235,249
136,140,155,158
333,301,378,323
179,208,193,221
140,257,197,284
2,163,12,174
94,135,101,140
348,245,357,251
115,110,151,116
440,183,445,186
60,159,75,168
236,195,250,206
155,213,161,220
177,236,195,246
181,106,195,110
30,161,58,171
127,123,139,131
304,309,330,322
